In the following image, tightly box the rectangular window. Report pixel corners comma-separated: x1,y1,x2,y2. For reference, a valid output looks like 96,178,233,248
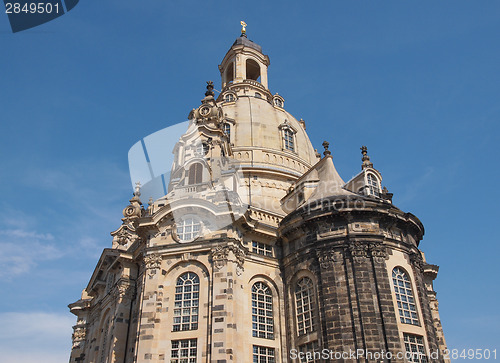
253,345,275,363
403,334,428,363
171,339,197,363
283,129,295,152
252,241,273,257
299,341,320,363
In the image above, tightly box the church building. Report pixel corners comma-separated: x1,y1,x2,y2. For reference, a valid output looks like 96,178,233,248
68,26,448,363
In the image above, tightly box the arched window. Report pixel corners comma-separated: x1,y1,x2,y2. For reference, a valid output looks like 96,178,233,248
367,174,380,197
223,123,231,140
283,128,295,152
173,272,199,331
274,98,283,107
188,163,203,185
392,267,419,325
246,58,261,81
225,62,234,85
176,218,201,242
224,93,235,102
99,316,110,363
252,282,274,339
295,277,316,336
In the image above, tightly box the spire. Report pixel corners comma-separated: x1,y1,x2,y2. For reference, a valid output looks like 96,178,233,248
322,141,331,157
240,21,247,37
361,146,373,169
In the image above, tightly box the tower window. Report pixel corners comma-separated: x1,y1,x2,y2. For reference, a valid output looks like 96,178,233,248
283,129,295,152
252,282,274,339
173,272,199,331
171,338,197,363
295,277,316,336
176,218,201,242
367,173,380,197
392,267,419,325
224,93,235,102
223,123,231,140
255,92,262,98
403,334,428,363
188,163,203,185
253,345,275,363
274,98,283,107
225,62,234,85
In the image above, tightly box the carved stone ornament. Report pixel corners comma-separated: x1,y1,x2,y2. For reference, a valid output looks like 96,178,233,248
210,243,247,274
316,249,343,269
211,245,228,270
369,242,387,264
111,223,140,248
72,327,87,349
347,241,369,263
114,281,135,300
409,252,425,272
144,253,162,276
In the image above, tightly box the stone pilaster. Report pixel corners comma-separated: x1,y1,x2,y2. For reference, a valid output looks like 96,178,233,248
210,242,247,362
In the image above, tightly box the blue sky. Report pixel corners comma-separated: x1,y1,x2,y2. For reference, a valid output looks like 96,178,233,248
1,1,499,362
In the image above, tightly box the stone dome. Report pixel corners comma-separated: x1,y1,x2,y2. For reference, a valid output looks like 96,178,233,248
220,94,318,178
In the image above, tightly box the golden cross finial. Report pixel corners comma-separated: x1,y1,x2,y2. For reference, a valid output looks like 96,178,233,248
240,21,247,35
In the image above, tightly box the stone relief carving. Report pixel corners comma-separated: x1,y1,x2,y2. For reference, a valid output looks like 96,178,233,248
369,242,388,264
347,241,369,263
143,253,162,276
409,252,425,272
113,280,135,300
71,326,87,349
211,245,228,270
316,249,343,269
111,223,140,248
210,243,247,275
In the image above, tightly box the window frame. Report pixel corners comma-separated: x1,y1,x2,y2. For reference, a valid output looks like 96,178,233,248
403,333,428,363
252,241,273,257
366,173,381,197
392,267,420,326
295,277,316,336
251,281,274,340
222,123,231,142
252,345,275,363
298,340,320,363
224,93,235,103
175,217,202,243
171,338,198,363
173,272,200,332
